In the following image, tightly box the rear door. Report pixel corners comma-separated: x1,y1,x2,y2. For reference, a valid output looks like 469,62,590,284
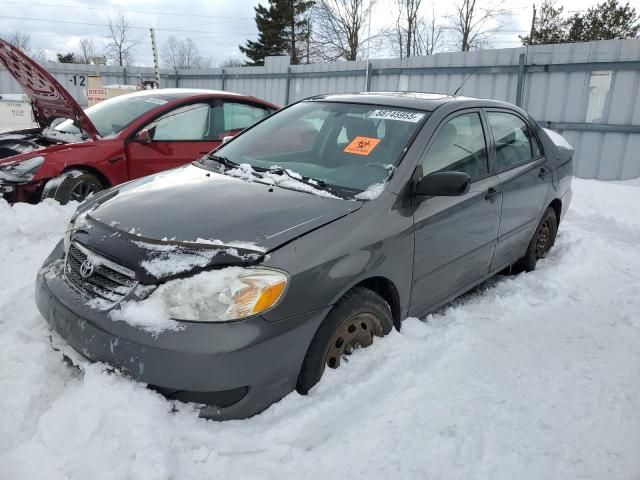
485,109,552,270
410,110,502,316
125,102,221,179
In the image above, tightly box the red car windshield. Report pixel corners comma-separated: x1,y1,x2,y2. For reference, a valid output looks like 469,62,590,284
55,94,169,138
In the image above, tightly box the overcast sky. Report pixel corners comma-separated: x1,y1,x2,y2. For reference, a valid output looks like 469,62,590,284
1,0,638,66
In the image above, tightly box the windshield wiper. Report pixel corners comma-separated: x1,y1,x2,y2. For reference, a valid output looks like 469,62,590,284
265,167,346,198
204,153,239,170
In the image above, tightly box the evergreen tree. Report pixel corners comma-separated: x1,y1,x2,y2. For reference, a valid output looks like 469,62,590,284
240,1,288,66
567,0,639,42
281,0,314,64
240,0,314,66
57,52,77,63
520,0,568,45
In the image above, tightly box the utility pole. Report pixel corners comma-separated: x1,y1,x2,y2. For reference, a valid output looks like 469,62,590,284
150,28,160,88
306,17,311,64
529,4,537,40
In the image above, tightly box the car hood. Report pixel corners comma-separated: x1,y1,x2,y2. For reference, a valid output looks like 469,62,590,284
79,165,362,281
0,40,99,140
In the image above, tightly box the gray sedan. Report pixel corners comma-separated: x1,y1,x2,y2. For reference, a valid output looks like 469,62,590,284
36,92,573,419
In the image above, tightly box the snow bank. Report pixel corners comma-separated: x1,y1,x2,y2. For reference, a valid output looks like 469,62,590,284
2,179,640,479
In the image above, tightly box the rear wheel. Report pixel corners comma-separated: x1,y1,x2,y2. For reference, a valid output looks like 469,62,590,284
514,207,558,272
43,171,103,205
297,287,393,394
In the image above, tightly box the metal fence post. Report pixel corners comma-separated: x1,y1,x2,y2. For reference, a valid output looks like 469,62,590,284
174,69,179,88
221,69,226,91
515,53,526,107
284,67,291,105
122,67,128,85
365,62,372,92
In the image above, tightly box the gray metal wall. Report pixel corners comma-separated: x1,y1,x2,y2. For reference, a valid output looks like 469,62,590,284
2,40,639,180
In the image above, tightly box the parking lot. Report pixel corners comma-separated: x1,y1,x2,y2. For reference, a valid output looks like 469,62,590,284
1,177,639,479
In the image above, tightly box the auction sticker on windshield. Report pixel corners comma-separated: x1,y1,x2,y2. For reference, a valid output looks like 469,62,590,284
369,110,425,122
344,136,381,156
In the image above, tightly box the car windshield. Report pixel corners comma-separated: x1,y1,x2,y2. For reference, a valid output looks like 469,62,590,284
203,101,428,194
55,94,169,138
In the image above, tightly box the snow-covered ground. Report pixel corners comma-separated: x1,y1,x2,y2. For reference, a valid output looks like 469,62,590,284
1,178,639,480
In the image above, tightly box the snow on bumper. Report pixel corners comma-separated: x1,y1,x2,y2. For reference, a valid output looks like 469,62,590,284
35,254,327,420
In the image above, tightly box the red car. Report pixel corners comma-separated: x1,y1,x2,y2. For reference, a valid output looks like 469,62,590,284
0,40,278,204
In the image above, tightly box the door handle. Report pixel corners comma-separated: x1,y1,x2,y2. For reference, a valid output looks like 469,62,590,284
484,187,500,201
538,167,549,178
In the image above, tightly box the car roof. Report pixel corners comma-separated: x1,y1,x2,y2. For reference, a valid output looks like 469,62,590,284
306,91,515,112
117,88,252,101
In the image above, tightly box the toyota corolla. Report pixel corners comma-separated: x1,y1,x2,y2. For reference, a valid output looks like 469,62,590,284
36,92,573,420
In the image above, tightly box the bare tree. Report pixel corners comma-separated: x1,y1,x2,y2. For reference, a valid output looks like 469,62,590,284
105,13,140,66
451,0,508,51
161,36,213,69
1,32,47,62
312,0,374,61
220,58,244,67
383,1,443,58
76,37,99,64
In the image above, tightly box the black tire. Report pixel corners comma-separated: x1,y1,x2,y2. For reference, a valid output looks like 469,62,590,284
514,207,558,273
296,287,393,394
44,172,103,205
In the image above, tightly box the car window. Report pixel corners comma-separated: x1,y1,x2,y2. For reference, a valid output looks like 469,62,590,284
421,112,488,181
219,102,270,137
145,103,212,141
487,112,539,170
55,95,167,138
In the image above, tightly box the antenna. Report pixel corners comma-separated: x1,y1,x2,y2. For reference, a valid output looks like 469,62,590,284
452,69,476,96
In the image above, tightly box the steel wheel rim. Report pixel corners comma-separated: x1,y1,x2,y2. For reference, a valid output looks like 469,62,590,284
535,220,552,259
70,180,98,202
325,312,384,369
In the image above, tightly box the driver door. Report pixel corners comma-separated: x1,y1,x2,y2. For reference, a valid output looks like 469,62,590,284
126,102,221,180
410,110,502,316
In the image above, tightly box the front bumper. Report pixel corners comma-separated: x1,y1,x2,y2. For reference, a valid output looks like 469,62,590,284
36,249,328,420
1,180,42,203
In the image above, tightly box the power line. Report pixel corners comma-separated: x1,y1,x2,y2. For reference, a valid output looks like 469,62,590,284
0,15,258,36
0,1,254,20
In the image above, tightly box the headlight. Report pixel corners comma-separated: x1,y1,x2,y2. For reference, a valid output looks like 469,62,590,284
0,155,45,183
151,267,288,322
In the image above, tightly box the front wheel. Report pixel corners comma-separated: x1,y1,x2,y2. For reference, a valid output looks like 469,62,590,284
514,207,558,272
297,287,393,394
43,171,103,205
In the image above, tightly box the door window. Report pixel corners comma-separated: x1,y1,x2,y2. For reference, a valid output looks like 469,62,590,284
219,102,270,137
421,112,488,181
487,112,540,170
146,103,212,141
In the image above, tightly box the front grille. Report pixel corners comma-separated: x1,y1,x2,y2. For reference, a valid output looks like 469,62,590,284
65,241,137,308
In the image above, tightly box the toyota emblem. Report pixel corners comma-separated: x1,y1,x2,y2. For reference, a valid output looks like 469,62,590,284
79,259,95,278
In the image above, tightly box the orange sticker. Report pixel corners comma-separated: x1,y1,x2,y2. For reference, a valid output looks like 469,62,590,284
343,136,381,156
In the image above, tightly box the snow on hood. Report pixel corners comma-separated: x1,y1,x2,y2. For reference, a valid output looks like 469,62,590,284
133,240,263,278
0,40,99,139
83,165,362,258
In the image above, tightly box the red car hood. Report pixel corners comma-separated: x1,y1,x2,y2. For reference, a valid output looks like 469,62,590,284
0,40,99,140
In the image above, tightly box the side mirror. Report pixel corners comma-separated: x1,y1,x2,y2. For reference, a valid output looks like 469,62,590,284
415,171,471,197
222,135,234,144
136,126,155,143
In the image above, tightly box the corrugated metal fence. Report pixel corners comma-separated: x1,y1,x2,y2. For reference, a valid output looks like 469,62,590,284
1,39,639,180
